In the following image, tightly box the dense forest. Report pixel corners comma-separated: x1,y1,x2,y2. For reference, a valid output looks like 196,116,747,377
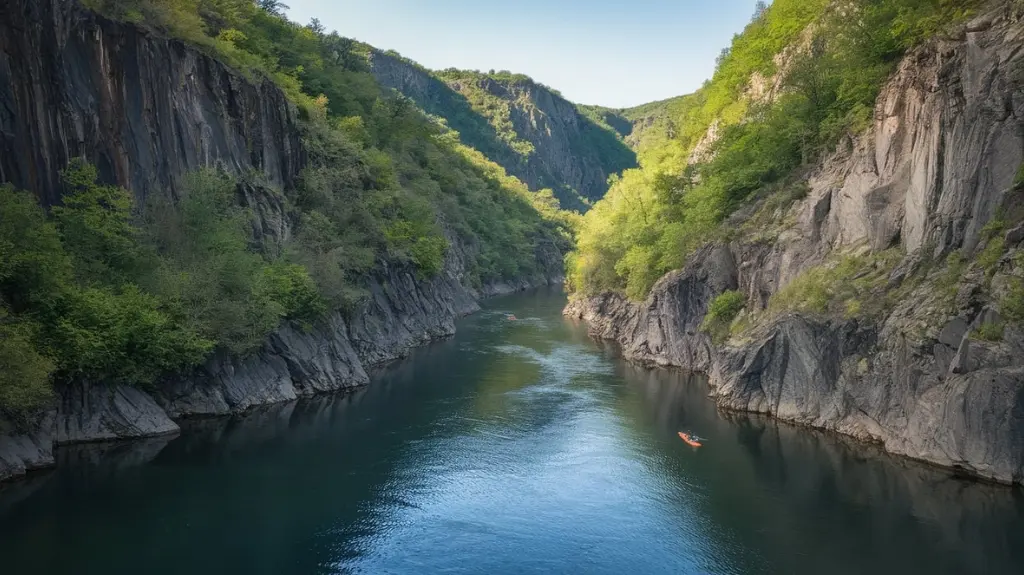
0,0,576,415
567,0,979,300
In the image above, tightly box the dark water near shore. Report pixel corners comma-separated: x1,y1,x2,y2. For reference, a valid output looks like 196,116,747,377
1,287,1023,574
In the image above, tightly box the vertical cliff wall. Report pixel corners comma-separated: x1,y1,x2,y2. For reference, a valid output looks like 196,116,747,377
0,0,303,208
566,4,1024,484
0,1,564,483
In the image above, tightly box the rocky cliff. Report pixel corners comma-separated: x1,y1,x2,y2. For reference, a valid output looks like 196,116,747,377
367,51,636,208
0,0,302,210
566,4,1024,484
0,0,563,482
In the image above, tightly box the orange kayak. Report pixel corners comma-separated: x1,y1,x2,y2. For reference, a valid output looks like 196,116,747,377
678,432,702,447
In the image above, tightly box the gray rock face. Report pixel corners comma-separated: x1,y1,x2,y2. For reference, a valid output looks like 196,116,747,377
565,245,738,371
56,382,179,443
806,6,1024,256
711,315,1024,485
0,412,56,483
567,7,1024,483
0,0,302,210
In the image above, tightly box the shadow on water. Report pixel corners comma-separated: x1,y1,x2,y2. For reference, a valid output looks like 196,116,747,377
0,286,1022,575
612,363,1024,575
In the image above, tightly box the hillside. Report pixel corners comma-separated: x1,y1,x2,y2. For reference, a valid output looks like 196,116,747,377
0,0,571,480
367,51,637,210
566,0,1024,484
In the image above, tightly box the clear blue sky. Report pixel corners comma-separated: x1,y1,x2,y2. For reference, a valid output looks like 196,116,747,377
284,0,762,109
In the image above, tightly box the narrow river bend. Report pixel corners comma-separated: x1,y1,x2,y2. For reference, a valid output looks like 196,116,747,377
1,288,1023,574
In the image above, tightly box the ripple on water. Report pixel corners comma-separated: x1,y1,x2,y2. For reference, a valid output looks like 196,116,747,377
3,290,1024,575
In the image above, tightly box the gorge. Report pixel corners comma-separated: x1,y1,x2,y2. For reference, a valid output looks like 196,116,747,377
1,2,1023,569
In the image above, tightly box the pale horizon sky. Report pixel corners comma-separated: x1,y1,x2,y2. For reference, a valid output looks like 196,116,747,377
284,0,764,109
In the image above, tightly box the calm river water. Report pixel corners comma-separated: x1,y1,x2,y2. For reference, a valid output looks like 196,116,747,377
1,287,1023,574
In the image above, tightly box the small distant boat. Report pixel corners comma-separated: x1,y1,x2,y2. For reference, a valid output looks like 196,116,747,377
507,315,517,321
678,432,702,447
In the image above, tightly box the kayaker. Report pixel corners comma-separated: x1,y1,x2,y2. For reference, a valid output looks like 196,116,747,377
678,431,702,447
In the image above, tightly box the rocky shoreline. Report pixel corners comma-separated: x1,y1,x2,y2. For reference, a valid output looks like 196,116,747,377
1,264,563,483
565,5,1024,486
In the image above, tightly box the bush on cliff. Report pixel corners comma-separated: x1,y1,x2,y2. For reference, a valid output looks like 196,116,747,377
0,313,55,415
765,249,902,321
701,290,746,344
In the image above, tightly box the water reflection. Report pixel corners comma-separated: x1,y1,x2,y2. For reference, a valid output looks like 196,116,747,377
0,287,1021,575
619,363,1024,575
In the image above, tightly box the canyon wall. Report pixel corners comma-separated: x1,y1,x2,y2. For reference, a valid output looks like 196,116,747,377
0,0,563,482
566,4,1024,484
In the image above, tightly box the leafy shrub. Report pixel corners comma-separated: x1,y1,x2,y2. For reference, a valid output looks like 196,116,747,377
54,160,147,286
47,285,213,385
260,262,328,327
0,186,73,311
384,220,448,278
972,322,1006,342
1001,278,1024,322
0,315,55,414
701,290,746,343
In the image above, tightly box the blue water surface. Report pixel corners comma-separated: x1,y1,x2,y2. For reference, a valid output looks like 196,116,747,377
1,287,1022,574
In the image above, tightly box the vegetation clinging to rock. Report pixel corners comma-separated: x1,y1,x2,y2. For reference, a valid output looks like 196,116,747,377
0,0,579,415
701,290,746,344
567,0,979,299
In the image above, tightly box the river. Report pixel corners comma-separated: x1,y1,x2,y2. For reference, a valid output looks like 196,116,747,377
1,287,1022,574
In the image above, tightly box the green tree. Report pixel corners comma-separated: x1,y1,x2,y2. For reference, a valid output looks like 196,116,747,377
53,159,146,286
0,313,55,414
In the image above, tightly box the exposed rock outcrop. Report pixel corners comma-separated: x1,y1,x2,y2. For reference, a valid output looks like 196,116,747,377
564,245,737,371
0,0,303,213
0,0,563,483
0,412,56,483
57,382,180,443
711,311,1024,484
809,7,1024,256
567,5,1024,484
